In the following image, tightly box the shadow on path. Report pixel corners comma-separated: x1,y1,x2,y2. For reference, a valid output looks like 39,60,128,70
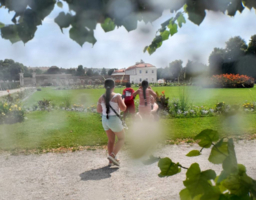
80,165,119,181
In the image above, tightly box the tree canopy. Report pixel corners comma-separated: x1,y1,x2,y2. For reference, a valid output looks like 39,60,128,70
0,0,255,54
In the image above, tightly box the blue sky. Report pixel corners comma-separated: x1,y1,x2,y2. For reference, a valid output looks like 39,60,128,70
0,2,256,69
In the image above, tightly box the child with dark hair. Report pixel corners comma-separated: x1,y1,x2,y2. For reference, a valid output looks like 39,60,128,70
97,79,126,166
122,82,135,120
133,80,156,117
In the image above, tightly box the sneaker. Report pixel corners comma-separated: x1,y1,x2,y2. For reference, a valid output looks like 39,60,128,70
107,154,120,166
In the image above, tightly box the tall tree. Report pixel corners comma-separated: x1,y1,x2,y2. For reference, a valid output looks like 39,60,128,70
86,69,93,76
247,35,256,55
76,65,85,76
101,68,107,75
225,36,247,62
169,60,183,79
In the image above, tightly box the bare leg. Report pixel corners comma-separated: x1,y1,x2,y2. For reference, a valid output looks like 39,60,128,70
112,130,125,156
106,129,115,156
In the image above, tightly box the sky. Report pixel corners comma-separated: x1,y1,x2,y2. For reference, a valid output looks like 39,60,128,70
0,2,256,69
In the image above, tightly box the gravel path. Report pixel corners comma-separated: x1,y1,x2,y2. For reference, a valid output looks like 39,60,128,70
0,87,35,97
1,141,256,200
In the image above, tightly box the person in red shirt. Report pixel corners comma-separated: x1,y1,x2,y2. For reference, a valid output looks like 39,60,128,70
122,82,135,120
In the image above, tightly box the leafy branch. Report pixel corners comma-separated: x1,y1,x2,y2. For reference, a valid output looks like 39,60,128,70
157,129,256,199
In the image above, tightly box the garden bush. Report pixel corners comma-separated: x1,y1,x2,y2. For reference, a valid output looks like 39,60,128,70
205,74,254,88
0,102,25,124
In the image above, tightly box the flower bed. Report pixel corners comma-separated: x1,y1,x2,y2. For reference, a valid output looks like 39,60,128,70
0,102,25,124
205,74,254,88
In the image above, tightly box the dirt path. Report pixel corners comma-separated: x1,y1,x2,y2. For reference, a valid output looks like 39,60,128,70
1,141,256,200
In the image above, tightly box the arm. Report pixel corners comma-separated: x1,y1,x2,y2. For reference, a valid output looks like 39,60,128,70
133,89,139,97
149,89,157,99
122,89,125,99
97,96,103,113
117,95,127,112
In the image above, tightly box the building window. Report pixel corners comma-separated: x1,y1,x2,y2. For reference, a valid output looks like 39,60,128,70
140,78,142,82
146,70,148,73
152,78,154,81
152,70,154,73
146,78,148,81
140,70,142,74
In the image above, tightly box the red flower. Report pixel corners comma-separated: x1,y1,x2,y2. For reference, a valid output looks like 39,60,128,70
162,91,165,94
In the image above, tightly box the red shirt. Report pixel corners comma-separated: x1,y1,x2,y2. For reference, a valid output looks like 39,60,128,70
123,88,135,104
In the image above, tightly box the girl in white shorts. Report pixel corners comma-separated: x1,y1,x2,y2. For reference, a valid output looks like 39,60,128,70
97,79,126,166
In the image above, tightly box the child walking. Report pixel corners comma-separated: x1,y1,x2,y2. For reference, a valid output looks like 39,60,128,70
122,82,135,120
97,79,126,166
133,80,156,118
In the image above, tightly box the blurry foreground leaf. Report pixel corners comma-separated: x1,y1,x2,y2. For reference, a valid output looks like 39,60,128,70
186,150,201,157
158,157,181,177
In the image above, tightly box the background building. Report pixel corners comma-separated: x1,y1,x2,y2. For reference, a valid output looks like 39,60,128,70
112,60,157,84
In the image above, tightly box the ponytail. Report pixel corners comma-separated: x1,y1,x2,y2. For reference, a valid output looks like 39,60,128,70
104,79,115,119
141,80,149,106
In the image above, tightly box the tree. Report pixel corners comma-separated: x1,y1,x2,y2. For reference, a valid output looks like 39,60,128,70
86,68,93,76
185,60,208,80
101,68,107,75
0,59,28,80
46,66,60,74
108,68,116,76
76,65,85,76
225,36,247,62
247,35,256,55
0,0,255,54
169,60,183,80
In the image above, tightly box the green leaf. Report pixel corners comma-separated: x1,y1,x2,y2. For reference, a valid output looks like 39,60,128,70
186,0,206,25
122,14,137,32
222,173,253,196
158,157,181,177
222,139,238,174
238,164,246,175
147,46,156,55
168,22,178,36
177,13,186,28
184,163,216,198
160,30,170,41
17,23,37,43
180,188,202,200
200,186,221,200
143,46,148,53
101,18,115,32
208,139,228,164
69,26,96,46
243,0,256,9
186,150,201,157
0,25,21,43
57,1,63,8
194,129,219,148
0,22,5,28
54,12,72,31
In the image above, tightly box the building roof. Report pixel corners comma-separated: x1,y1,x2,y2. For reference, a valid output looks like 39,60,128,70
126,61,155,71
112,69,126,74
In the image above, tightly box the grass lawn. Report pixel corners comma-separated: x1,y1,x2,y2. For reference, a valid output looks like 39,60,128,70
23,86,256,107
1,86,256,151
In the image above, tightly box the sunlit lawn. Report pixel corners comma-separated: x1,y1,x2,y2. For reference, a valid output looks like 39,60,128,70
23,86,256,107
1,86,256,151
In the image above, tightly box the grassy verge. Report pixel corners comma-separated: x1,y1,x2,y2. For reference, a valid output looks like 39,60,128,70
1,111,256,151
